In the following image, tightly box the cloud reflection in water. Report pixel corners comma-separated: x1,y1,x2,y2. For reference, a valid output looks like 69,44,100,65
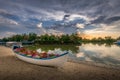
76,44,120,65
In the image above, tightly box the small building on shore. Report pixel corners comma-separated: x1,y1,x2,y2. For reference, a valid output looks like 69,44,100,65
6,41,22,47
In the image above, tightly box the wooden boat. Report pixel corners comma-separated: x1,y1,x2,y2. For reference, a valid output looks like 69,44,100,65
12,45,69,67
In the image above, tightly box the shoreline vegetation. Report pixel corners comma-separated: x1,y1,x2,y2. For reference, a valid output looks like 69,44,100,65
0,33,120,44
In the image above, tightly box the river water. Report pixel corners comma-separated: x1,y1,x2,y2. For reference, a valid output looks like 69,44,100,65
75,43,120,66
26,43,120,67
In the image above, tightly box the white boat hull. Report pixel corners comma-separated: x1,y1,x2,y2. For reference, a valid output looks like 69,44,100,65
14,52,68,67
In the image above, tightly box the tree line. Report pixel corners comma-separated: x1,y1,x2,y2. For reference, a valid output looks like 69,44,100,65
0,33,81,44
0,33,120,44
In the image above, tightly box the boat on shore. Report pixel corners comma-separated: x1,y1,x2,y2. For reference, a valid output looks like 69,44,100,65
12,45,69,67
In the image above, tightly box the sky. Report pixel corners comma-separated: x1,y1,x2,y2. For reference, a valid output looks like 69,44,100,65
0,0,120,39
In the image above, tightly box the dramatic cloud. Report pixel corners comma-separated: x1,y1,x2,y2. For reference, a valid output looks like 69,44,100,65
0,0,120,38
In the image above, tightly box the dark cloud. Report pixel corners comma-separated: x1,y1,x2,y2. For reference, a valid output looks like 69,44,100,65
2,0,118,17
63,14,70,20
1,0,120,20
91,16,120,24
105,16,120,24
0,9,20,21
0,24,20,33
91,16,106,24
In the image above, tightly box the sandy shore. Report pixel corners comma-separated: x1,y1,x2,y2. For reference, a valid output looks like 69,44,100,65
0,46,120,80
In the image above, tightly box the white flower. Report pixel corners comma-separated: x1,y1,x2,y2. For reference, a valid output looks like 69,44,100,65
36,49,42,53
54,48,63,54
48,50,54,54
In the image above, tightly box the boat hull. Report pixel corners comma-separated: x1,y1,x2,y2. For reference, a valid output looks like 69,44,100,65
14,52,68,67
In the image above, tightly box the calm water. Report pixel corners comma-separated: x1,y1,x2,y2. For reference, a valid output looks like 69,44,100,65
76,44,120,66
26,43,120,66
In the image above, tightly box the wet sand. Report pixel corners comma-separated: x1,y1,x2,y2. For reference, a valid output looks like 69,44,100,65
0,46,120,80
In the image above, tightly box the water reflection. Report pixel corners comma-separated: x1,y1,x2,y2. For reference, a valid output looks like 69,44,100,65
76,43,120,66
26,44,79,53
25,44,120,66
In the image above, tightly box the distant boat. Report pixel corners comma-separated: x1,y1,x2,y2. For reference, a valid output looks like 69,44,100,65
6,41,22,47
12,45,69,67
114,40,120,45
